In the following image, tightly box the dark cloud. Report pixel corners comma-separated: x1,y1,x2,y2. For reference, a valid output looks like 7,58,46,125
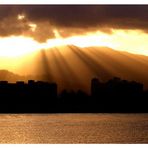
0,15,30,36
28,21,55,42
20,5,148,29
0,5,148,41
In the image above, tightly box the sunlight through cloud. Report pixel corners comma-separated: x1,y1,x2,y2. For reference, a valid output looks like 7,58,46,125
29,23,37,32
17,14,25,20
0,29,148,58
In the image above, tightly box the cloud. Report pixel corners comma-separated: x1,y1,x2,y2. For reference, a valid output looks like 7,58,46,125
21,5,148,29
24,21,55,42
0,7,55,42
0,5,147,42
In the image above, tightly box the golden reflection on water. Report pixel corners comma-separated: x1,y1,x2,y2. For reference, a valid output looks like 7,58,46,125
0,114,147,143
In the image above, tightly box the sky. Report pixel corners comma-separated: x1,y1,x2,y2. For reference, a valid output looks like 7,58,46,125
0,5,148,90
0,5,148,57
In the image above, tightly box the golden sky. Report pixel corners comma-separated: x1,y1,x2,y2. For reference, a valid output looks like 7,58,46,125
1,28,148,58
0,5,148,87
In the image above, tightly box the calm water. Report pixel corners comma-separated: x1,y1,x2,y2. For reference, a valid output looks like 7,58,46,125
0,113,147,143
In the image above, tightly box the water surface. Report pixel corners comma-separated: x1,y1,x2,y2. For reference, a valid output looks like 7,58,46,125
0,113,147,143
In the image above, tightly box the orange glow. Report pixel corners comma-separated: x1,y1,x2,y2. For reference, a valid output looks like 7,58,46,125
0,29,148,90
0,36,41,57
0,29,148,59
17,14,25,20
28,23,37,32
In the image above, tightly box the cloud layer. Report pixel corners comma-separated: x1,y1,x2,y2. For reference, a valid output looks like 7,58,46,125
0,5,148,42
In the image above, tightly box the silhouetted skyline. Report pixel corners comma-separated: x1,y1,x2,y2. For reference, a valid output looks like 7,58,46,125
0,77,147,113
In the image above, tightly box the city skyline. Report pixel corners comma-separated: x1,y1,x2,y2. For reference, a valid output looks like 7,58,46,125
0,77,146,113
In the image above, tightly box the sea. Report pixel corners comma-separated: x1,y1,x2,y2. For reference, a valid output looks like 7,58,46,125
0,113,147,143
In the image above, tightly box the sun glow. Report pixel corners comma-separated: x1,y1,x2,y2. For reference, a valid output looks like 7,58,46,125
0,36,42,57
0,29,148,80
17,14,25,20
0,29,148,58
0,31,115,57
29,23,37,32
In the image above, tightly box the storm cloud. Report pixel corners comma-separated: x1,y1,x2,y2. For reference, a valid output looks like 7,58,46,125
0,5,148,42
